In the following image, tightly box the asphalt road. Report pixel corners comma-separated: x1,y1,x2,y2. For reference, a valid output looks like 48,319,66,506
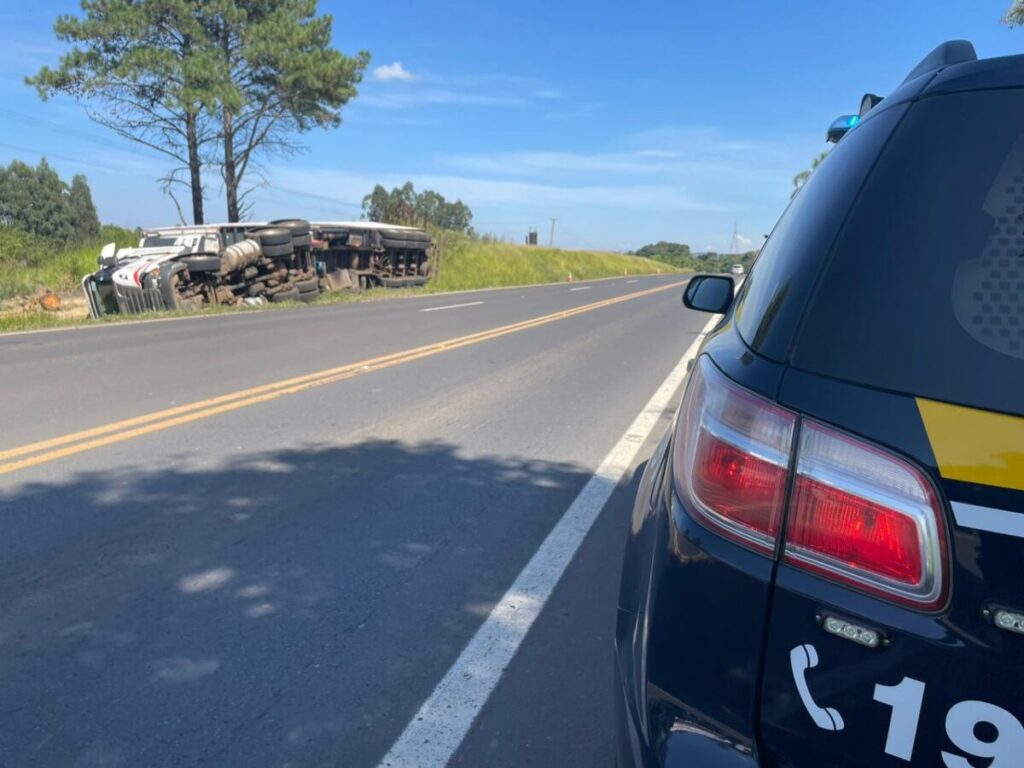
0,274,711,767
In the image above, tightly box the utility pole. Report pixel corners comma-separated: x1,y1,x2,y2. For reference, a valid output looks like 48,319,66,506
548,218,557,248
730,222,739,255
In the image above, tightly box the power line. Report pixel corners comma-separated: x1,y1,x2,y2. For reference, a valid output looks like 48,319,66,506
0,141,125,174
0,106,134,153
261,183,363,210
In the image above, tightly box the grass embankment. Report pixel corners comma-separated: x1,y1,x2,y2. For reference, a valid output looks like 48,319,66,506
0,225,139,300
432,236,679,291
0,233,683,334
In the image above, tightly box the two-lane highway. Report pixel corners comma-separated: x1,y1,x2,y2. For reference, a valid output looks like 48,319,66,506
0,274,712,767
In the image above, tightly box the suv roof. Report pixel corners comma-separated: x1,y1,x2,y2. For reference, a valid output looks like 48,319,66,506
854,41,1024,121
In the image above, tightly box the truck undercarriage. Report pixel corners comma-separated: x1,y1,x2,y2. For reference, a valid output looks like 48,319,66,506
83,219,432,319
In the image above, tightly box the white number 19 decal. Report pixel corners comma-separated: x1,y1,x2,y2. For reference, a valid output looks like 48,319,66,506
873,677,1024,764
941,701,1024,767
874,677,925,760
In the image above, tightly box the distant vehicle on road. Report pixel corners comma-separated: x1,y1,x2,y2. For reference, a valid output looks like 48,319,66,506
82,220,432,318
729,263,744,275
615,40,1023,768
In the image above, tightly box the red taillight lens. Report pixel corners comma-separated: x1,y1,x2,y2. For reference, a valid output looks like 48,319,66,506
674,357,795,553
673,357,948,610
783,422,947,609
788,477,922,583
691,431,788,540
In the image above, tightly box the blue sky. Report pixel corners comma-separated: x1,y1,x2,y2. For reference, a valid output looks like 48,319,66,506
1,1,1022,251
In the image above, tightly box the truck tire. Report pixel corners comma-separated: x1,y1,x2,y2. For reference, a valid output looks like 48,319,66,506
381,238,431,250
379,228,431,243
252,227,292,247
291,233,312,248
262,242,294,259
271,286,300,303
294,276,320,293
299,290,319,303
269,219,311,236
179,255,221,272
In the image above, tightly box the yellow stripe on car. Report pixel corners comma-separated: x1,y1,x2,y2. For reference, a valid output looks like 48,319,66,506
917,398,1024,492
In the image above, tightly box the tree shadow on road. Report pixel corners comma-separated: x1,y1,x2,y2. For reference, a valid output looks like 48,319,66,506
0,439,598,767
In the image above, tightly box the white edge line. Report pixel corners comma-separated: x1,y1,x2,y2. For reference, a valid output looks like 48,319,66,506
376,312,721,768
952,501,1024,539
420,301,486,313
568,286,591,292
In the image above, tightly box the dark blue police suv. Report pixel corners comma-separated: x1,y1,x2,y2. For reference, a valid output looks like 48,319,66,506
615,41,1024,768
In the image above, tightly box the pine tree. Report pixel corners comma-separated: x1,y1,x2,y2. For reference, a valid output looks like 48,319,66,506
207,1,370,221
31,0,371,224
29,1,223,224
32,159,74,244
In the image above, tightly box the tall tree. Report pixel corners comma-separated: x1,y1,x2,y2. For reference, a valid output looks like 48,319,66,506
28,1,221,224
362,182,474,234
0,158,75,243
33,159,76,244
205,1,370,221
68,174,101,242
0,160,37,233
1005,1,1024,26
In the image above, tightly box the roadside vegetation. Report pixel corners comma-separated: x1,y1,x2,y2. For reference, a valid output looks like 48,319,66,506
363,182,474,235
0,225,138,300
433,235,679,291
631,240,759,273
0,160,138,300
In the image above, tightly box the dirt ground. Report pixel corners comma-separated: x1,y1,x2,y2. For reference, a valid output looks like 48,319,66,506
0,290,90,323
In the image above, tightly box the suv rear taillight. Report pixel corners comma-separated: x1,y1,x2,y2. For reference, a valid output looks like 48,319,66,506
674,357,796,554
784,421,948,609
673,357,949,610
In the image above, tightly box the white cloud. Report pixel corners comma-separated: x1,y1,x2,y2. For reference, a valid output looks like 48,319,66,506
442,131,802,194
371,62,416,82
444,149,684,175
0,36,66,77
234,117,822,251
360,70,561,111
264,166,723,214
360,89,526,110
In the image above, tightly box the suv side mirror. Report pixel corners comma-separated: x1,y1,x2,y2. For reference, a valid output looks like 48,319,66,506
683,275,735,314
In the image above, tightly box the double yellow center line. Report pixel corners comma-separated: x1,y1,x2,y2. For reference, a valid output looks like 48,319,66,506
0,280,686,476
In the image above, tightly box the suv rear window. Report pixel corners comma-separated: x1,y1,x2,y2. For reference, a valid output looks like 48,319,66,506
793,89,1024,417
734,105,904,361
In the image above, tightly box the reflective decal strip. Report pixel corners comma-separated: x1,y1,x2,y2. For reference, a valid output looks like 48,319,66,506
951,501,1024,539
916,398,1024,492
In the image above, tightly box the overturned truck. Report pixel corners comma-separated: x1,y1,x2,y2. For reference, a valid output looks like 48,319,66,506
82,219,433,318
